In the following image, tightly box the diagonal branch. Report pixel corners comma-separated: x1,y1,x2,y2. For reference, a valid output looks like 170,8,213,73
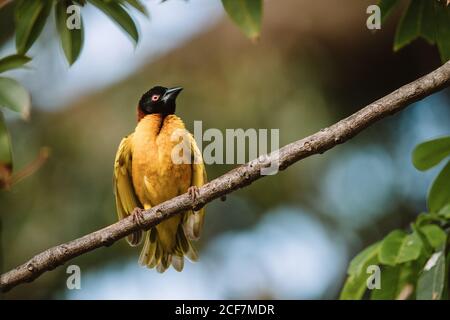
1,61,450,293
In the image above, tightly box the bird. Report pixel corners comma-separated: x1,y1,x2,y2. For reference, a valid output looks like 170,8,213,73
113,86,206,273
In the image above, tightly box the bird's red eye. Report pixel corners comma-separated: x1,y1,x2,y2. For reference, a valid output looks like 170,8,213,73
151,94,160,101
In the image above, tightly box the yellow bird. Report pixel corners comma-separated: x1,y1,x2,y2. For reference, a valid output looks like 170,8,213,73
113,86,206,273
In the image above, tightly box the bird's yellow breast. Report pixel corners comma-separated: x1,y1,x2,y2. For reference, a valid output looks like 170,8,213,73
131,114,192,207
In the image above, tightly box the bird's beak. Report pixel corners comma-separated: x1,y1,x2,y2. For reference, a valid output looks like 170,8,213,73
162,87,183,103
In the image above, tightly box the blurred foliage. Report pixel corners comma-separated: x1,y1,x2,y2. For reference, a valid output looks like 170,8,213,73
221,0,262,40
0,55,31,187
55,0,84,65
341,137,450,300
3,0,263,67
413,136,450,170
0,54,30,74
0,76,30,118
88,0,139,45
15,0,54,55
13,0,144,64
0,0,147,189
0,112,12,188
380,0,450,61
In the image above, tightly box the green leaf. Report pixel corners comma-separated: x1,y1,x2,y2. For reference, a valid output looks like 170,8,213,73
412,136,450,171
420,0,436,44
340,253,379,300
370,263,419,300
417,250,446,300
383,0,449,62
393,0,424,51
340,275,368,300
378,0,401,23
370,265,400,300
0,54,31,74
428,160,450,213
420,225,447,250
55,0,84,65
341,242,381,300
348,242,380,276
0,112,13,183
412,222,434,258
123,0,148,17
438,204,450,218
415,212,442,226
0,77,31,119
379,230,423,266
89,0,139,44
221,0,262,40
15,0,54,54
434,0,450,62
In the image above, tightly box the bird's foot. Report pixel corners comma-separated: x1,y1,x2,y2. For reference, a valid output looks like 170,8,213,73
188,186,205,211
188,186,200,202
131,207,146,229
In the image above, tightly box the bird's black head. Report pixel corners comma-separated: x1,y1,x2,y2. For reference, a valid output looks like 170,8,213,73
138,86,183,117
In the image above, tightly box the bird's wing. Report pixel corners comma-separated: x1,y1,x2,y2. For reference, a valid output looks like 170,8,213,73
183,133,207,241
113,134,143,246
190,133,207,190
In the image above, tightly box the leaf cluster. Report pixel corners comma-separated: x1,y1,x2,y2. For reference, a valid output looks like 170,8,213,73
380,0,450,62
341,136,450,300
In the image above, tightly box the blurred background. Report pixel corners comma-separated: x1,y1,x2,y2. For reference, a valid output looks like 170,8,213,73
1,0,449,299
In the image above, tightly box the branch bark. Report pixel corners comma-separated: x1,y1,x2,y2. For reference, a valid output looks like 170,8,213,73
1,61,450,293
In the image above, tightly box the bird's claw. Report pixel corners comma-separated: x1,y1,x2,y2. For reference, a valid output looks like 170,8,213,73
188,186,200,202
188,186,205,211
131,207,146,228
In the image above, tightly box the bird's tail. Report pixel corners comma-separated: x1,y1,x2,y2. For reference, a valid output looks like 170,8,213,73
138,211,201,273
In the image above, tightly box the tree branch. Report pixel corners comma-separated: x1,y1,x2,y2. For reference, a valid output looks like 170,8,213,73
1,61,450,293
